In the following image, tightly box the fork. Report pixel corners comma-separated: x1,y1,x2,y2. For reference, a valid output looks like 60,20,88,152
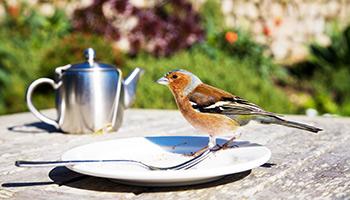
15,148,213,171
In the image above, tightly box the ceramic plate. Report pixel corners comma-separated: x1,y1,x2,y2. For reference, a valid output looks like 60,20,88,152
61,136,271,186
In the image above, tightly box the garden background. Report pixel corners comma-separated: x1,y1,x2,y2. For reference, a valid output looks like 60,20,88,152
1,0,350,116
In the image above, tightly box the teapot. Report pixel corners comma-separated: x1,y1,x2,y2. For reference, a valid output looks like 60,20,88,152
26,48,143,134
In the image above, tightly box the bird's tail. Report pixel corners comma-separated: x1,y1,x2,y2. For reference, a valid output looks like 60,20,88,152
257,116,322,133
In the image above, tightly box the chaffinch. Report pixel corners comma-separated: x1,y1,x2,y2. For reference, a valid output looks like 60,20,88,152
157,69,322,153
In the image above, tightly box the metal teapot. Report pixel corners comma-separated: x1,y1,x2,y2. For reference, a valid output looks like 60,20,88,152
26,48,143,134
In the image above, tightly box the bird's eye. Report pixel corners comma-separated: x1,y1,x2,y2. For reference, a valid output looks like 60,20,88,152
172,75,178,79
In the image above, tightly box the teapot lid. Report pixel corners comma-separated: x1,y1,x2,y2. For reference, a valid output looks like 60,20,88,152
66,48,117,71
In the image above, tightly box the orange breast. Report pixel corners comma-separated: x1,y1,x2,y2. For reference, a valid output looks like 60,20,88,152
185,112,239,135
176,96,239,135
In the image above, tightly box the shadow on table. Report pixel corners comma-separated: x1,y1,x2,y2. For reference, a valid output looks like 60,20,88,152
49,166,252,194
1,166,251,194
2,163,276,194
7,122,59,133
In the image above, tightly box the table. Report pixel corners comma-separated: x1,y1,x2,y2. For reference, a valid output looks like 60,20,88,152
0,109,349,199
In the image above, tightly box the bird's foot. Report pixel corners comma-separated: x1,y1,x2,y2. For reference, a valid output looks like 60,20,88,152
209,144,224,152
185,144,223,157
221,143,239,149
219,137,238,150
184,137,238,156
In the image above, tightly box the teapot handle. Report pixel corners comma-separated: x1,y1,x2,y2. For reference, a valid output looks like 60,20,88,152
26,78,60,129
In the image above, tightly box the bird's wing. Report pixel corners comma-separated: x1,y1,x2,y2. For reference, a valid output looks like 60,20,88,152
189,84,277,117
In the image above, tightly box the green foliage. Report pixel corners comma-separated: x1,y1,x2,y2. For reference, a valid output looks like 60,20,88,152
123,48,296,114
199,0,225,33
309,26,350,115
0,5,71,114
289,25,350,115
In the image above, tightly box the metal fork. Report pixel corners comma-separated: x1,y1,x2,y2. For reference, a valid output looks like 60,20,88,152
15,149,213,171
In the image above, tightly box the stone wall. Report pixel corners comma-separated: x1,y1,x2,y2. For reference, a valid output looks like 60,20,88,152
216,0,350,63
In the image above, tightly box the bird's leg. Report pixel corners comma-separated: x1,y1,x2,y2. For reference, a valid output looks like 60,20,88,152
208,135,217,149
220,128,242,149
187,135,219,157
208,135,224,150
220,136,237,149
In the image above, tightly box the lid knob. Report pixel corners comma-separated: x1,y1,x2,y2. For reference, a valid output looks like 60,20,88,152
84,48,95,66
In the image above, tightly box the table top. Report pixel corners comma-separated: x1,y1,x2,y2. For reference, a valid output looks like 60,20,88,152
0,109,349,199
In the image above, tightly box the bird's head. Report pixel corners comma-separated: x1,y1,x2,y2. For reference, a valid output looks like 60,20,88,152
157,69,202,96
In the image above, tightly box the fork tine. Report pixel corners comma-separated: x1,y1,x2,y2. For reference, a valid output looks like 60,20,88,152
171,144,224,170
179,150,212,170
164,149,212,170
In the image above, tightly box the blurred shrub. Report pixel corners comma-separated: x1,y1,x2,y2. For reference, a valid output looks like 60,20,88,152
288,25,350,115
73,0,204,56
200,29,285,79
309,26,350,115
0,3,71,114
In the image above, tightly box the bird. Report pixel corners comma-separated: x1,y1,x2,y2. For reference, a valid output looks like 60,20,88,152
157,69,322,155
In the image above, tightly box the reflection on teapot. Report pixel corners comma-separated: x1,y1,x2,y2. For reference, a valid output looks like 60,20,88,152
26,48,143,134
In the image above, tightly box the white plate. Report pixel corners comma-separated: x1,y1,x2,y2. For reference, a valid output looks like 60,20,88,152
61,136,271,186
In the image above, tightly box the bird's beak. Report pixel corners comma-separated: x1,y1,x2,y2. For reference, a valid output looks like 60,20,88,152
157,76,169,85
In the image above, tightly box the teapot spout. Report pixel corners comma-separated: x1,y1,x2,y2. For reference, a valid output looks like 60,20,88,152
123,67,144,108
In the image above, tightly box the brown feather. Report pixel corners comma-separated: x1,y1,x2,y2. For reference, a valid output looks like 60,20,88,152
188,83,234,106
188,83,278,117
